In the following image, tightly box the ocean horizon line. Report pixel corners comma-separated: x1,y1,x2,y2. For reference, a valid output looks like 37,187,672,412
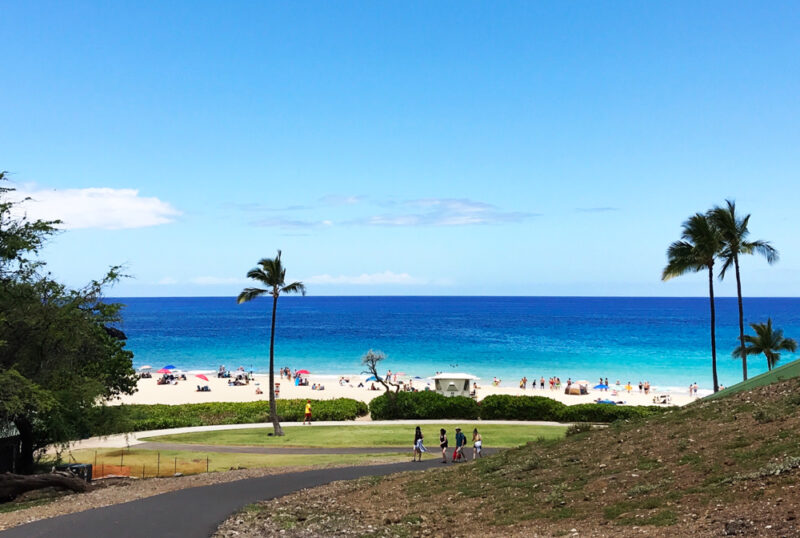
108,295,800,300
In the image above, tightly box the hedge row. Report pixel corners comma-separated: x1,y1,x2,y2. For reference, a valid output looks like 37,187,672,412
87,398,369,436
369,393,661,423
369,391,479,420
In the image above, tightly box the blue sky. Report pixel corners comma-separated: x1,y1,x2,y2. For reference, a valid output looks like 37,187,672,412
1,2,798,296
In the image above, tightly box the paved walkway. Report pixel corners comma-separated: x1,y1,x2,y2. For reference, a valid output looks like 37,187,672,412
136,441,499,456
0,458,465,538
61,419,567,451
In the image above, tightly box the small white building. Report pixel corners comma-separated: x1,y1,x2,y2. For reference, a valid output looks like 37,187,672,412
432,373,479,398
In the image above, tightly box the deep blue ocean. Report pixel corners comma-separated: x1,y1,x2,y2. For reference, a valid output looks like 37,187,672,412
113,297,800,392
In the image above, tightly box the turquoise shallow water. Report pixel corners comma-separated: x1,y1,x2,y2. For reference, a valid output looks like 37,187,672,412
114,296,800,392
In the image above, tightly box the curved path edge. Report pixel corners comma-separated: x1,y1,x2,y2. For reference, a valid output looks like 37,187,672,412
0,459,455,538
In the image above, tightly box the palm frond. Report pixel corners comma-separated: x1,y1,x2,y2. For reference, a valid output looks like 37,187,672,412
281,281,306,296
662,241,701,281
745,240,779,265
237,287,267,304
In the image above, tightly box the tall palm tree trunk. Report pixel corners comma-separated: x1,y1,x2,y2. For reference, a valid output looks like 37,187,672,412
269,293,284,436
708,266,719,393
734,255,747,381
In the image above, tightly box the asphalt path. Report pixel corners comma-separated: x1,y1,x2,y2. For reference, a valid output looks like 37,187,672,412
1,454,491,538
136,441,416,454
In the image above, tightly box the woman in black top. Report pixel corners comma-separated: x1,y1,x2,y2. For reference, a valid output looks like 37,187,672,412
439,428,448,463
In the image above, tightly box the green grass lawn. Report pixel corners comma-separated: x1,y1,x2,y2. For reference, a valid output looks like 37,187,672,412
63,448,408,478
146,424,566,448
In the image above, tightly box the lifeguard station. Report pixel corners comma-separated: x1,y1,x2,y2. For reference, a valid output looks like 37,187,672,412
432,373,479,398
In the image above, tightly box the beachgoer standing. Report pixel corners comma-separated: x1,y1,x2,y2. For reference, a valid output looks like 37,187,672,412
413,426,426,461
472,428,482,459
439,428,448,463
453,427,467,462
540,376,545,389
638,381,643,393
303,399,312,425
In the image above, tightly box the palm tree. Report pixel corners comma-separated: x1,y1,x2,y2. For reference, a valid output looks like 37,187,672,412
662,213,722,392
733,318,797,371
709,200,778,381
238,250,305,436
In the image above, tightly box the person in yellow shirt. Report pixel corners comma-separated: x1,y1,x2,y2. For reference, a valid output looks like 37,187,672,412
303,399,312,425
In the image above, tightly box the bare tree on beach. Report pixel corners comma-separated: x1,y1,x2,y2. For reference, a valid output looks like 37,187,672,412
238,250,305,436
361,349,400,395
662,213,723,393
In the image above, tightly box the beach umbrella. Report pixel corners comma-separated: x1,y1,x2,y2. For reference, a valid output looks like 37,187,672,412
196,374,209,381
296,369,310,375
163,365,176,370
365,376,378,382
157,368,171,374
593,384,609,389
414,376,423,379
140,365,152,370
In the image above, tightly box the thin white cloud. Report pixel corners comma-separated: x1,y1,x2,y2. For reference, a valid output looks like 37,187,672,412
318,194,365,206
157,277,178,285
12,186,180,229
305,271,424,285
355,198,535,227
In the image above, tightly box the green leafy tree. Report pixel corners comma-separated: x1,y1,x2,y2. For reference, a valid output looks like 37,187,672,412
662,213,722,392
237,251,305,436
0,174,136,472
733,318,797,372
709,200,778,381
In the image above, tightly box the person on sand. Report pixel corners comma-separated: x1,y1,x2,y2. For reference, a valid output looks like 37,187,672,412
413,426,426,462
625,382,632,394
638,381,643,393
439,428,448,463
303,399,312,425
472,428,482,459
540,376,545,390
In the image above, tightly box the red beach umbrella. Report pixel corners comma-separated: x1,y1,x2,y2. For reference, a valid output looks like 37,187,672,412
157,368,171,374
296,369,311,375
196,374,209,381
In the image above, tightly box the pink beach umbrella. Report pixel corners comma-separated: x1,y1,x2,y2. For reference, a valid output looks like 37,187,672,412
196,374,209,382
296,369,311,375
157,368,171,374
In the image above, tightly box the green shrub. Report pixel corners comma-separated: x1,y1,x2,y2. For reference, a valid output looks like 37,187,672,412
369,391,479,420
479,395,566,421
558,403,658,423
477,395,663,423
85,398,368,436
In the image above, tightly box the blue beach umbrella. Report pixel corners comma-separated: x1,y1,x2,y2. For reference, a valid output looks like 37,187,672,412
163,365,176,370
365,376,379,382
593,384,609,389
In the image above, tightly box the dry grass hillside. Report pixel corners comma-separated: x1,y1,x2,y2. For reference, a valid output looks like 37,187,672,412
216,378,800,537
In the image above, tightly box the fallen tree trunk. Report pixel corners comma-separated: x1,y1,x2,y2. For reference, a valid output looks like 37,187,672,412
0,472,92,502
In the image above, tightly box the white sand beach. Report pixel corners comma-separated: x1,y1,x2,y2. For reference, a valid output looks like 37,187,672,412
113,373,697,407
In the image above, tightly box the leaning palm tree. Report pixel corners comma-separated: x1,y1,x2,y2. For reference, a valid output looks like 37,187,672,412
709,200,778,381
238,250,305,436
662,213,722,392
733,318,797,371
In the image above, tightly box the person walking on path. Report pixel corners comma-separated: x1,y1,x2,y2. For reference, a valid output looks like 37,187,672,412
453,427,467,462
303,399,312,425
413,426,427,462
472,428,482,459
439,428,448,463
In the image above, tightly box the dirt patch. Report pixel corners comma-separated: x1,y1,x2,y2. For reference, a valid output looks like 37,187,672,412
214,378,800,537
